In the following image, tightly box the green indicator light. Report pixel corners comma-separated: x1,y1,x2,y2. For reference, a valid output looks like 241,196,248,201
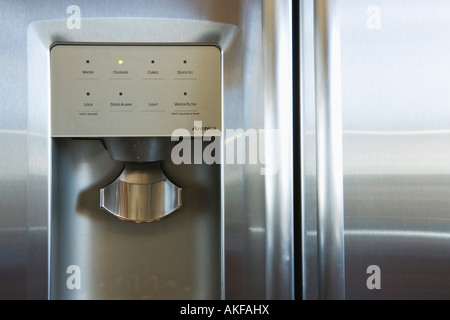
118,59,123,64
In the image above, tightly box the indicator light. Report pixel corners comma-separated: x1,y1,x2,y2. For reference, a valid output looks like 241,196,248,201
118,60,123,64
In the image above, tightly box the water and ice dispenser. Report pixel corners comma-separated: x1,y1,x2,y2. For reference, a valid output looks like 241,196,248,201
49,44,222,299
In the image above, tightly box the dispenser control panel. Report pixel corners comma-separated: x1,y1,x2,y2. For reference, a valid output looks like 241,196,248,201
50,44,221,137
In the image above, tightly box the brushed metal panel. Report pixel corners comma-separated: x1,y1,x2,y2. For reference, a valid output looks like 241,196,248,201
0,0,29,299
302,0,450,300
0,131,27,299
340,0,450,299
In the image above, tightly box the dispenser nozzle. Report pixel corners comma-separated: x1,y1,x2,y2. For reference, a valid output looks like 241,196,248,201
100,162,182,223
100,138,182,223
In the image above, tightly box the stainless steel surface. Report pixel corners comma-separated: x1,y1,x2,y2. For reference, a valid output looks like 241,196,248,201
313,0,345,300
302,0,450,300
8,0,296,300
100,162,182,223
221,0,294,299
299,0,314,300
0,1,29,299
261,0,294,299
340,0,450,299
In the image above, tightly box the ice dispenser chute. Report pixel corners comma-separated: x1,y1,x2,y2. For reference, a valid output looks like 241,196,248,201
100,137,182,223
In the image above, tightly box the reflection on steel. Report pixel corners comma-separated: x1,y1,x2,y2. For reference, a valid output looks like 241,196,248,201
262,0,294,300
314,0,345,300
100,162,182,223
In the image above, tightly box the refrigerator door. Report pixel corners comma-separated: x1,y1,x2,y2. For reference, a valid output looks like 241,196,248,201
0,0,294,299
301,0,450,299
